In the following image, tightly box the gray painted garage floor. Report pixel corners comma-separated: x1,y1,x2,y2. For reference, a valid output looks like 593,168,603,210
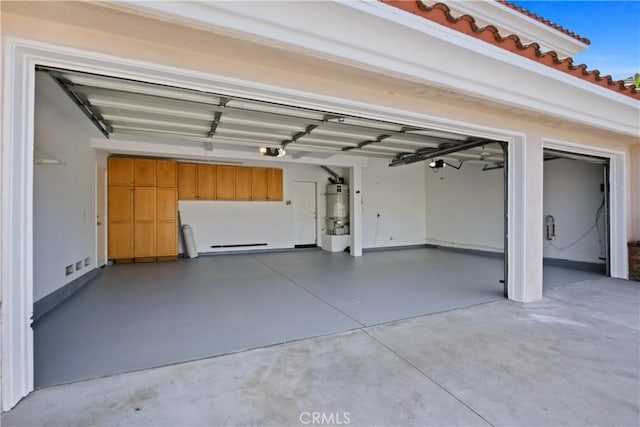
6,277,638,426
34,248,506,388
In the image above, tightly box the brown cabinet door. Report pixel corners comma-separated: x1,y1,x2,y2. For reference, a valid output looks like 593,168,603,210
134,159,156,186
156,188,178,256
178,163,197,200
133,187,156,258
251,167,268,201
235,167,252,200
108,186,133,259
216,166,236,200
156,160,178,187
267,168,283,201
197,164,216,200
108,157,133,186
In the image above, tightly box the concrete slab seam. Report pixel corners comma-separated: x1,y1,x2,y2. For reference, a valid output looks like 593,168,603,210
249,255,367,328
360,329,496,427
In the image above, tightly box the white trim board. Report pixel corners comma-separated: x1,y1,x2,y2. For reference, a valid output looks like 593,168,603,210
3,36,556,410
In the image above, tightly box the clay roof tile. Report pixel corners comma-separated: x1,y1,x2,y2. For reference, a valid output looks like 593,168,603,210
496,0,590,45
381,0,639,99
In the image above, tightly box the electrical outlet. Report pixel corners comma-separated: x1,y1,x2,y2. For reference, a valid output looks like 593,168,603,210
76,261,83,271
65,265,74,276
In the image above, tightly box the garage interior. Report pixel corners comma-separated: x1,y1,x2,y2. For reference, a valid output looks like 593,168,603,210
542,149,610,288
32,68,606,388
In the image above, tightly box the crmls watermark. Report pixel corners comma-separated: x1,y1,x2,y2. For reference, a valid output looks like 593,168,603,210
299,411,351,425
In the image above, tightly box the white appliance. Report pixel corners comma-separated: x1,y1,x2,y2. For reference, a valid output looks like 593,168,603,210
326,184,349,235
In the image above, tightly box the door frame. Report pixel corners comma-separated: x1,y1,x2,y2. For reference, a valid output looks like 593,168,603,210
292,181,318,247
542,138,627,279
95,162,107,267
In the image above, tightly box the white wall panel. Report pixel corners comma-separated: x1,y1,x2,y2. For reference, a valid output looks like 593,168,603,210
543,159,606,264
361,158,426,249
33,73,103,301
425,162,504,252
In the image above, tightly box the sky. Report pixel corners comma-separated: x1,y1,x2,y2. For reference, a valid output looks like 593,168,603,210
512,1,640,81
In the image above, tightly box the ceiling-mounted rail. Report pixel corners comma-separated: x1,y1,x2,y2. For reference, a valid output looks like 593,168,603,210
389,139,504,167
47,71,111,138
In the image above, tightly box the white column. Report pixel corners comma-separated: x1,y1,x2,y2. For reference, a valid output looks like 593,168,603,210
349,166,362,257
2,42,36,411
508,136,543,302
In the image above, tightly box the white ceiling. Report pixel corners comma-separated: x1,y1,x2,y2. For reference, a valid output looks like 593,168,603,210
41,67,506,168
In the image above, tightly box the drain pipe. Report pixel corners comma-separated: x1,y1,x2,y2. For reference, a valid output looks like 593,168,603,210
320,166,344,184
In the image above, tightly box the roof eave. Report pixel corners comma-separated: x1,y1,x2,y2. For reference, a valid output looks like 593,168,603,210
431,0,589,58
109,0,639,138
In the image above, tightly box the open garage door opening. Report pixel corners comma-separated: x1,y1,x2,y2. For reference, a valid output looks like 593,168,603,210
31,67,509,389
542,149,611,290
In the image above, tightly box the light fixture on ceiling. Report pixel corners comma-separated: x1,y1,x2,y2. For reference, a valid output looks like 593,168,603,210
260,147,286,157
428,159,462,170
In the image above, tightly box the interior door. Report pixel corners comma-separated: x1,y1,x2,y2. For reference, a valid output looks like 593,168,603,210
96,163,107,267
293,181,317,246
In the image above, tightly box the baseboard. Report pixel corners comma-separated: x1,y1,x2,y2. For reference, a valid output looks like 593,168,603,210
430,245,505,259
543,257,606,274
194,246,320,257
378,245,604,273
363,244,430,253
33,267,102,323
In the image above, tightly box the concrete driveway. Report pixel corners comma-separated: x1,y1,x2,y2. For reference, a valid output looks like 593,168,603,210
3,277,639,426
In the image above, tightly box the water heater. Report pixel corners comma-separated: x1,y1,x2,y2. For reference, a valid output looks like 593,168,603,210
326,184,349,235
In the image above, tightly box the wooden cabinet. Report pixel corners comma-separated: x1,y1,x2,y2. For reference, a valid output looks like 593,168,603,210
108,186,133,259
178,163,217,200
216,166,235,200
108,157,133,186
235,167,252,200
251,167,268,201
156,188,178,257
267,168,283,201
197,164,216,200
178,163,197,200
133,187,156,258
157,160,178,187
134,159,156,186
177,163,282,202
108,156,178,262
